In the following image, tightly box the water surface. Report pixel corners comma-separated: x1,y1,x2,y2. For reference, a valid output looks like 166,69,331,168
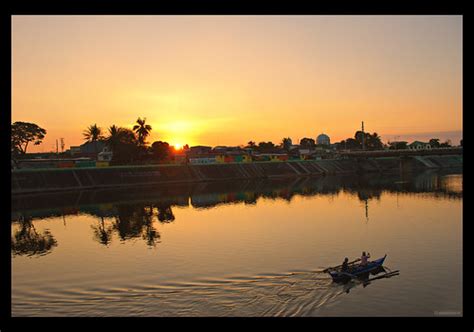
12,169,462,316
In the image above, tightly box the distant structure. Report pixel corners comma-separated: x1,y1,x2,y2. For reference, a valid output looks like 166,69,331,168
408,141,432,150
316,133,330,146
361,121,365,150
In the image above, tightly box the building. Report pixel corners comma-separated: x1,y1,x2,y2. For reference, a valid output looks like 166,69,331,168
69,146,81,155
316,133,330,146
189,146,212,155
388,141,408,150
97,146,113,162
408,141,432,150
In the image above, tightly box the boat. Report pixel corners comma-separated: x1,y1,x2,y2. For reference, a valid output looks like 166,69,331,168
328,254,387,283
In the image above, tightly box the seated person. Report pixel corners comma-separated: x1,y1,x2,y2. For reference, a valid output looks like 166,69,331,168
341,257,349,272
360,251,371,266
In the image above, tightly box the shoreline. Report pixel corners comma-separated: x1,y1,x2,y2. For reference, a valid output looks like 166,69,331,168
12,155,462,195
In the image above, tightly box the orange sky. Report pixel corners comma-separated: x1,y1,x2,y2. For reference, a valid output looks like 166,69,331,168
12,15,462,152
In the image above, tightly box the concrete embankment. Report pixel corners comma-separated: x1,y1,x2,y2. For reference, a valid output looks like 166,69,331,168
11,155,462,195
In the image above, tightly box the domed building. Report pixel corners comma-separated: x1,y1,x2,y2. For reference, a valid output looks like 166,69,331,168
316,133,330,146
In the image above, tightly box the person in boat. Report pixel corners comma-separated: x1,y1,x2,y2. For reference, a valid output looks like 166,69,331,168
360,251,371,266
341,257,349,272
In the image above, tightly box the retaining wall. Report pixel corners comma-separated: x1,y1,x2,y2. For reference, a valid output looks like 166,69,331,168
11,155,462,195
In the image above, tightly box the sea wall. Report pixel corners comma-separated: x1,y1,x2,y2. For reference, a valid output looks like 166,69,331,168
11,155,462,195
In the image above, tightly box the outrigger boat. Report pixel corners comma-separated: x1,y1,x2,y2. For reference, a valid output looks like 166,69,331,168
327,254,387,283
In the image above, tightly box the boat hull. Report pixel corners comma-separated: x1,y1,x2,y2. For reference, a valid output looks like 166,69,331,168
329,255,387,283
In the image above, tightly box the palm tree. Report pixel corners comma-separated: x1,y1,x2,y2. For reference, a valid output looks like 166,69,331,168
133,117,152,146
83,124,104,155
83,124,104,142
106,125,124,152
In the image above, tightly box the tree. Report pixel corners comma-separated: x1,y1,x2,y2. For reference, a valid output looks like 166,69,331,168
11,122,47,155
83,124,104,155
133,117,152,146
440,139,452,148
105,125,125,152
389,141,408,150
345,138,360,150
257,141,276,152
460,139,463,147
354,131,383,150
246,141,256,148
367,132,383,150
110,128,140,164
281,137,292,151
429,138,440,148
300,137,316,149
91,217,113,246
150,141,172,162
83,123,104,142
11,216,57,256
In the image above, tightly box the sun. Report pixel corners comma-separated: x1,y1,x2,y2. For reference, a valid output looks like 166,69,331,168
173,143,183,150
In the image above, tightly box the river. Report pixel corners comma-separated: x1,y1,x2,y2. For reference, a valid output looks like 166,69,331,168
11,169,462,316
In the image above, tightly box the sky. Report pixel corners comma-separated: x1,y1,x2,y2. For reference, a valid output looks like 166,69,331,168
12,15,463,152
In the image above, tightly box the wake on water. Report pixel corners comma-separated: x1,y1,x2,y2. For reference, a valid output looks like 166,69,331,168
14,268,386,316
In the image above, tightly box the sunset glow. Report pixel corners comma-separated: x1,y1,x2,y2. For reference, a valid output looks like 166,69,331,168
12,15,462,152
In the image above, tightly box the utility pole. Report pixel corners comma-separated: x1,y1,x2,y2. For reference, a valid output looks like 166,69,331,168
361,121,365,150
56,139,59,155
60,138,65,153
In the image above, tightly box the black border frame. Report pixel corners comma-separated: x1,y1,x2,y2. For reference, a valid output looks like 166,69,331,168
1,1,469,330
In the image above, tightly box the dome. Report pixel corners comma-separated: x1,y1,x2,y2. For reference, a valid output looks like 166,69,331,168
316,133,330,145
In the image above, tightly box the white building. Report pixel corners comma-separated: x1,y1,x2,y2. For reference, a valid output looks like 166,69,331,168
316,133,330,146
98,146,113,162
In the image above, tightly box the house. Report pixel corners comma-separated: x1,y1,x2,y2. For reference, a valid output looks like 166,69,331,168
189,145,212,155
189,154,217,164
408,141,432,150
69,146,81,155
253,153,288,162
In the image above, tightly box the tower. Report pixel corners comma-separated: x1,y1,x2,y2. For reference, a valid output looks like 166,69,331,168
361,121,365,150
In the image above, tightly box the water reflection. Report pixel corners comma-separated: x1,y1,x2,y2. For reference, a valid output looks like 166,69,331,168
11,169,462,254
11,215,58,257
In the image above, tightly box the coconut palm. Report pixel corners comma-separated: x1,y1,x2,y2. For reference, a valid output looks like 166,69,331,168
83,124,104,142
106,125,124,151
133,117,152,146
83,124,104,155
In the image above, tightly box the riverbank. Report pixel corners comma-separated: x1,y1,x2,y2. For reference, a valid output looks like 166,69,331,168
12,155,462,194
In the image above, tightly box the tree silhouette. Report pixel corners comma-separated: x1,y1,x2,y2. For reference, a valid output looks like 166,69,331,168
150,141,171,161
112,203,161,247
440,139,452,148
246,141,256,148
281,137,292,151
300,137,316,149
429,138,440,148
83,124,104,142
83,124,104,155
257,141,275,152
91,216,114,246
133,117,152,146
109,128,140,164
105,125,125,152
11,216,57,256
156,204,176,223
11,122,47,155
